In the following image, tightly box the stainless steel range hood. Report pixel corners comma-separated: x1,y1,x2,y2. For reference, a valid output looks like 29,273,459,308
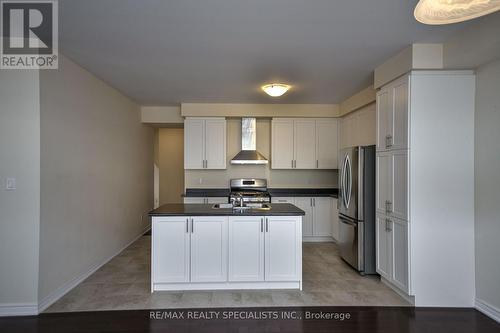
230,118,268,165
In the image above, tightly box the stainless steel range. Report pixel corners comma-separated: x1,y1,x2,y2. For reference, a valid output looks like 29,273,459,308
229,178,271,205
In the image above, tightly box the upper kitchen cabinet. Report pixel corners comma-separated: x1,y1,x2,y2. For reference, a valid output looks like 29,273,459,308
376,75,408,151
271,118,338,169
184,117,226,169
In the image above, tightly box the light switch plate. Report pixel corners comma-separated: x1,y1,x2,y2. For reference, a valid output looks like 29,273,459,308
6,178,16,190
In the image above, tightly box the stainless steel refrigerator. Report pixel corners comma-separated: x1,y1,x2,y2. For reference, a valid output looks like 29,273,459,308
338,145,376,275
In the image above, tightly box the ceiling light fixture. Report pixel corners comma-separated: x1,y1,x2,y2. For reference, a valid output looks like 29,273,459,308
261,83,291,97
414,0,500,25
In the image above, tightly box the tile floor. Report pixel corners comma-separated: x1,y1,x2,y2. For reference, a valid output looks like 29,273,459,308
45,236,409,312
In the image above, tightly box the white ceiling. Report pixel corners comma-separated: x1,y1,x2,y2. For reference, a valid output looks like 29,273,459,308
59,0,472,105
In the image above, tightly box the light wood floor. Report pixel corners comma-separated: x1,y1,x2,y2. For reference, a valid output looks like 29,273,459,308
45,236,409,312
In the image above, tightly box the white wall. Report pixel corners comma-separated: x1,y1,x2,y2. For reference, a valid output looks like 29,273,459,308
474,58,500,314
0,70,40,314
339,102,376,149
37,55,154,306
185,118,338,188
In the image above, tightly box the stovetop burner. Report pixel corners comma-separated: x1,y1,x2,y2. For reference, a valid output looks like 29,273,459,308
229,178,271,203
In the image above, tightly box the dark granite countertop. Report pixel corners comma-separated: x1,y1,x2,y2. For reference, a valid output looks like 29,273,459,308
149,203,305,216
182,188,338,198
268,188,338,198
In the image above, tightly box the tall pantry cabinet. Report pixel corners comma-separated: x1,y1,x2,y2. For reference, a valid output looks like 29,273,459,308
375,71,476,307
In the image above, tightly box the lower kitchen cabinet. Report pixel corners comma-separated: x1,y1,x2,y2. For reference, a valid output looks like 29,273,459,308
152,217,190,283
273,196,335,241
151,215,302,290
376,214,409,293
228,216,265,282
264,216,302,281
190,216,228,282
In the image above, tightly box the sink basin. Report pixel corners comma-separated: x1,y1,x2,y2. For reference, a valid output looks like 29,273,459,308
211,203,272,211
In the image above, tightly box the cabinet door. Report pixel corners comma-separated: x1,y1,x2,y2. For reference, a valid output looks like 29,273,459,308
152,217,190,283
184,118,205,169
264,216,301,281
294,197,313,237
390,150,408,220
375,214,392,279
206,197,229,204
271,197,295,204
294,119,317,169
376,152,392,215
316,119,338,169
205,118,226,169
228,216,265,281
312,197,332,237
271,119,295,169
376,88,392,151
391,77,409,150
391,218,409,293
331,198,339,241
190,216,228,282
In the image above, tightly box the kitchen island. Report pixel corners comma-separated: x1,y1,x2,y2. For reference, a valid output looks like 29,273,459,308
149,203,304,292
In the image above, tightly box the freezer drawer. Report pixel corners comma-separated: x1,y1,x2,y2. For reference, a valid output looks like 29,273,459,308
338,215,363,271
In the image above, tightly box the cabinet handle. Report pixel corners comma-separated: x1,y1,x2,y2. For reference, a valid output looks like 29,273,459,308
385,200,392,214
261,218,264,232
316,160,319,168
186,218,189,233
313,198,316,207
191,218,194,233
385,134,393,148
291,160,294,168
385,218,392,232
265,218,269,232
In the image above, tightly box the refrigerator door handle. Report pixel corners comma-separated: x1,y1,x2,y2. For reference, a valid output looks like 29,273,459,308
345,154,352,209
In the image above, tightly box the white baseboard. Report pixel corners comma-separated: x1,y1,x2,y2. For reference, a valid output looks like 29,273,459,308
475,298,500,323
303,236,334,242
37,226,151,314
0,303,38,316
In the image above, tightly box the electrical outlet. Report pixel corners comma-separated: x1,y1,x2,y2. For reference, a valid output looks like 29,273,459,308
6,178,16,190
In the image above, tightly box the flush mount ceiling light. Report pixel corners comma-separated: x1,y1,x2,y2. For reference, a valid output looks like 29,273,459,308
261,83,291,97
414,0,500,25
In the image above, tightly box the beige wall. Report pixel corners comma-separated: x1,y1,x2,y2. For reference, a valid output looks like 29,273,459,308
0,70,40,311
474,58,500,312
38,54,154,305
181,103,339,118
339,102,376,149
141,106,183,124
185,118,338,188
158,128,185,204
339,86,376,117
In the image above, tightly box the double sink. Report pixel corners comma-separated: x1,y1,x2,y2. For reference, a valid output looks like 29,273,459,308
212,203,272,211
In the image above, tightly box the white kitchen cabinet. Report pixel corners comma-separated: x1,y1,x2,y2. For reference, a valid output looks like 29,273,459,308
331,198,339,241
264,216,302,281
271,119,295,169
375,214,392,280
152,217,190,283
184,117,226,169
316,119,339,168
271,197,295,204
183,197,228,204
273,196,335,241
294,197,314,237
190,216,228,282
228,216,265,282
294,119,317,169
271,118,339,170
376,214,409,293
376,150,408,220
375,71,476,306
376,76,409,151
312,197,332,237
